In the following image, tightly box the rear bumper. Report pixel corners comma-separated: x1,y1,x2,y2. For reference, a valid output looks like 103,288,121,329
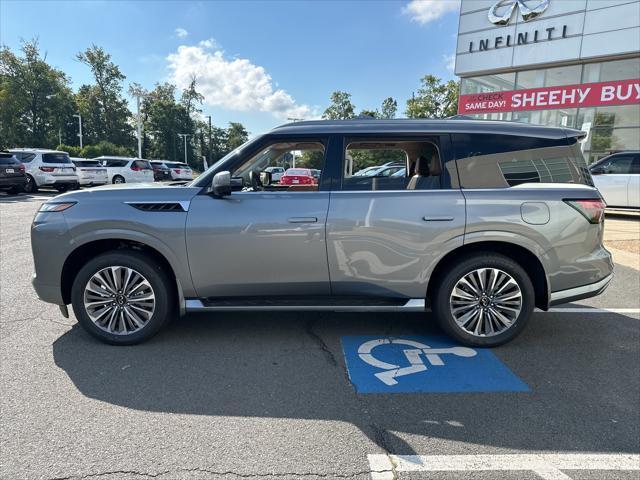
0,177,27,188
549,273,614,306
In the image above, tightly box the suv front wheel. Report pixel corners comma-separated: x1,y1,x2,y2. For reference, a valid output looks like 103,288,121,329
71,250,173,345
432,253,534,347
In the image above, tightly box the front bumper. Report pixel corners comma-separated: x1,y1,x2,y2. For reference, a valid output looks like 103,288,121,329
549,273,614,306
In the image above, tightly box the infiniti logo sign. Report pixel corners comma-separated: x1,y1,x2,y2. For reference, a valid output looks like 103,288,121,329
488,0,550,25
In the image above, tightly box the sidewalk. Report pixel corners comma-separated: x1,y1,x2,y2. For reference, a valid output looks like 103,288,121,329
604,212,640,270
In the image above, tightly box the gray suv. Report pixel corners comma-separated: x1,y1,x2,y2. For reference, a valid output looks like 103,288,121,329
31,119,613,347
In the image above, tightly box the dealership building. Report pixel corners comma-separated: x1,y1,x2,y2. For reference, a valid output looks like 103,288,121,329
455,0,640,163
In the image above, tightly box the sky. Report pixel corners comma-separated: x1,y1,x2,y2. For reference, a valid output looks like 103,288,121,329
0,0,461,135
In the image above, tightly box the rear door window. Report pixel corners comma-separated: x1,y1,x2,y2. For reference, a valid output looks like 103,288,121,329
342,138,444,191
453,134,593,188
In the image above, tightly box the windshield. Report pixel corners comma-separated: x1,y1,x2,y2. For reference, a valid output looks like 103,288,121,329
73,160,101,167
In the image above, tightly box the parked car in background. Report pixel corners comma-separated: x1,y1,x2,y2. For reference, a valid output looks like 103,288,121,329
280,168,316,186
149,161,172,182
8,148,78,193
31,119,612,347
264,166,285,182
589,151,640,209
0,151,27,194
71,158,108,188
163,161,193,181
95,157,154,184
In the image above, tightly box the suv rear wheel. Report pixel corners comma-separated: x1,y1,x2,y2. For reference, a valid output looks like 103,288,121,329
432,253,534,347
23,175,37,193
71,250,173,345
113,175,125,184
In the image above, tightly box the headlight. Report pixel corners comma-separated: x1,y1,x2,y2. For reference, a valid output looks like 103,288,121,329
39,202,77,212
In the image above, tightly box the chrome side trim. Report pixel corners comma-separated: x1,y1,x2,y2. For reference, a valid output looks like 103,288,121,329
550,274,613,303
184,298,426,312
124,200,191,211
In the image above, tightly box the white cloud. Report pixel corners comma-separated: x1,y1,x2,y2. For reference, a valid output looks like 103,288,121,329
403,0,461,25
167,41,313,119
175,28,188,38
443,53,456,72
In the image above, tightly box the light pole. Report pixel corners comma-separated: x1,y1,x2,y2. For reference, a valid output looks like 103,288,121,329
177,133,191,164
129,85,148,158
73,114,83,149
205,115,212,166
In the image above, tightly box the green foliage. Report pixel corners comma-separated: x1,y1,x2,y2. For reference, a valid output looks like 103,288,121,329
0,39,75,149
76,45,133,147
406,75,459,119
226,122,249,150
296,150,324,170
322,91,356,120
56,144,82,157
80,141,133,158
380,97,398,119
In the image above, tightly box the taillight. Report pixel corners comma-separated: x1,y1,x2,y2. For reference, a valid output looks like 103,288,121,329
564,199,606,224
131,166,141,171
174,169,182,174
19,164,25,173
39,166,54,172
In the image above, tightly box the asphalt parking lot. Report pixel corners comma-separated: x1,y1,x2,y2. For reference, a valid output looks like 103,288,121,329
1,191,639,480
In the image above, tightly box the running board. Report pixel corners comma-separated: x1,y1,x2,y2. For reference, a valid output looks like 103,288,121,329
184,298,426,313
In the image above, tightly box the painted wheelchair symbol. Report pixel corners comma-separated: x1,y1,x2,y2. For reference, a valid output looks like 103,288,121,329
357,338,477,386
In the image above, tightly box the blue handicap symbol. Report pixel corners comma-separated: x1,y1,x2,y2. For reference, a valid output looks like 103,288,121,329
341,336,529,393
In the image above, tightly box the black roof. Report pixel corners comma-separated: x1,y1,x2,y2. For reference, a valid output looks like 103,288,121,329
271,119,584,140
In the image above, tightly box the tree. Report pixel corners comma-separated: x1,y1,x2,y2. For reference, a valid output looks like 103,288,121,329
181,75,204,115
76,45,133,146
322,91,356,120
0,40,75,149
226,122,249,150
381,97,398,119
359,109,379,118
406,75,459,119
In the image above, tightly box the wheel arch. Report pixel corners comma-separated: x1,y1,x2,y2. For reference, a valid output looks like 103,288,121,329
61,238,184,313
426,240,550,311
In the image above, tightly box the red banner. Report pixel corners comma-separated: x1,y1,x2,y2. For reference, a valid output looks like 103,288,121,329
458,78,640,115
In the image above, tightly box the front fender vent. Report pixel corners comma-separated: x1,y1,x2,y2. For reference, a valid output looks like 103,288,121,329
127,202,188,212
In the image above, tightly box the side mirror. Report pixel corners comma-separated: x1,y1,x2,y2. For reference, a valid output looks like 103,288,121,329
590,166,605,175
260,171,272,186
210,171,231,197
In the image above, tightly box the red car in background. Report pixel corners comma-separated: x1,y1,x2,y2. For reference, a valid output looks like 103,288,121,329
279,168,316,185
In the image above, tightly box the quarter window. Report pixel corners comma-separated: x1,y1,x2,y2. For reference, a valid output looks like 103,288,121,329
598,156,635,174
453,134,592,188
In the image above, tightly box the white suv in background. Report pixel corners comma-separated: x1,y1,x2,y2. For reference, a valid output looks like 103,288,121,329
264,166,285,182
590,151,640,209
162,161,193,180
71,158,108,187
8,148,79,193
95,157,154,184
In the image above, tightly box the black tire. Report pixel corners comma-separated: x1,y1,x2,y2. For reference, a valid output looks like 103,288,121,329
71,250,174,345
23,175,37,193
113,175,125,184
7,185,23,194
431,253,534,348
55,184,69,193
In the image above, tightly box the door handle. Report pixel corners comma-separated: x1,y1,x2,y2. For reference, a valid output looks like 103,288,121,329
422,216,454,222
288,217,318,223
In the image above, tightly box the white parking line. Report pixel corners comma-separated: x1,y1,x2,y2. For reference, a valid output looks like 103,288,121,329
543,308,640,315
368,453,640,480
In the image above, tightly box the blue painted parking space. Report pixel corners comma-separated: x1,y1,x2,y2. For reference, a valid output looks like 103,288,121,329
341,336,529,393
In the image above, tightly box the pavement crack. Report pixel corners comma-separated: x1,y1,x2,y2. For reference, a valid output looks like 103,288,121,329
305,318,337,367
47,468,374,479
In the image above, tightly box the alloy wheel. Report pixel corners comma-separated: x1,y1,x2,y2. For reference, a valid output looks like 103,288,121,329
449,268,522,337
83,266,155,335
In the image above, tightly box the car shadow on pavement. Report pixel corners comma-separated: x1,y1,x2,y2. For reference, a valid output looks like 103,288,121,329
0,191,58,203
52,310,640,455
